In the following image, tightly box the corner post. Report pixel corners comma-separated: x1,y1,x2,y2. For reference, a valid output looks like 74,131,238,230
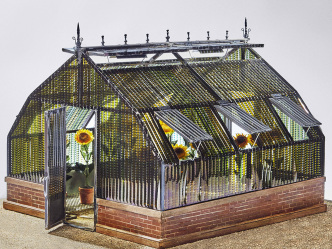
160,161,166,211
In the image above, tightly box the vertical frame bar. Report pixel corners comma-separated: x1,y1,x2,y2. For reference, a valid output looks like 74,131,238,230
160,161,165,211
93,110,98,230
78,53,83,107
7,133,12,178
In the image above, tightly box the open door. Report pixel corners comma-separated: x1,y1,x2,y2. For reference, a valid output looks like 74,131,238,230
44,107,67,229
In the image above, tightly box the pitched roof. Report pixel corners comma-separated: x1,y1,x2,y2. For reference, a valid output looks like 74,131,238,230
98,55,295,111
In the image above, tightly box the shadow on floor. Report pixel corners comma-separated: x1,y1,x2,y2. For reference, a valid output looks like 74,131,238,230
49,225,148,249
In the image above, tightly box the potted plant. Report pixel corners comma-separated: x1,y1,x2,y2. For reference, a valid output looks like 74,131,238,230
74,129,94,204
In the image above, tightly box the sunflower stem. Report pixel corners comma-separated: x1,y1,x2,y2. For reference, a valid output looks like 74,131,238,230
80,144,92,187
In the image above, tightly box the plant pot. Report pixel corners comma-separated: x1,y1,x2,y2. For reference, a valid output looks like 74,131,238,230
79,187,94,204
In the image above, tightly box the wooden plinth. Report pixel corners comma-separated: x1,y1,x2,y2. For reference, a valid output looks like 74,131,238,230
3,200,45,218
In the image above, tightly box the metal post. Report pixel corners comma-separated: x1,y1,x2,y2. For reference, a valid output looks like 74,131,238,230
93,109,98,230
7,133,11,178
160,161,166,211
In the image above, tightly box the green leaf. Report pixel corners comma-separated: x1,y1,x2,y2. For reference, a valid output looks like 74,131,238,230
188,150,195,159
171,140,178,146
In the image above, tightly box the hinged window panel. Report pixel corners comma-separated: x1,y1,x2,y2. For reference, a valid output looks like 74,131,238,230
214,102,272,134
269,95,321,127
155,109,213,143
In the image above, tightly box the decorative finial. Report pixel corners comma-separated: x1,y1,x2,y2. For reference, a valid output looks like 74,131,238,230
124,34,127,45
166,30,170,42
101,35,105,46
241,17,251,39
187,32,190,41
72,23,83,48
207,31,210,41
146,34,149,43
226,30,229,40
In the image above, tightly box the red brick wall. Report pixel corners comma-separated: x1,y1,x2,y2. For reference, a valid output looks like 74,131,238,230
162,177,325,238
6,178,44,210
98,204,162,238
97,177,325,241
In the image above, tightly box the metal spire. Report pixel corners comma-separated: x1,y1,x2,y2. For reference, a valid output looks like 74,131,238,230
101,35,105,46
241,18,251,39
166,30,170,42
72,23,83,48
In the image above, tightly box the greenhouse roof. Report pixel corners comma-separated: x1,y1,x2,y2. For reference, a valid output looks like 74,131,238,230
98,57,296,111
59,22,301,113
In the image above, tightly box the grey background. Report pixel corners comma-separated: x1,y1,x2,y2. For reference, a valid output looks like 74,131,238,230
0,0,331,200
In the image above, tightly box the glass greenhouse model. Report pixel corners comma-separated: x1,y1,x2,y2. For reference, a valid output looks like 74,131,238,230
4,21,326,248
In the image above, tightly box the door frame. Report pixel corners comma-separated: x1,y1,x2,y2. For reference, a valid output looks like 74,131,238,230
44,106,98,231
44,107,67,229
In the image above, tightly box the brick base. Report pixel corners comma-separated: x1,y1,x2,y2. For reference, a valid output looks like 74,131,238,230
3,177,327,248
4,177,45,218
96,177,327,248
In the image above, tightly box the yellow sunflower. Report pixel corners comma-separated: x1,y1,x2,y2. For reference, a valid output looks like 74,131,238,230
247,134,256,146
159,120,174,135
75,129,94,145
172,144,189,160
233,133,248,149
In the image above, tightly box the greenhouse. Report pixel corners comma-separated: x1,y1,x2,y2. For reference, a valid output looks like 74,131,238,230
4,21,326,248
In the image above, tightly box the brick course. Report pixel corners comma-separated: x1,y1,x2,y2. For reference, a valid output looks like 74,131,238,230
98,205,162,238
96,177,326,248
4,177,45,217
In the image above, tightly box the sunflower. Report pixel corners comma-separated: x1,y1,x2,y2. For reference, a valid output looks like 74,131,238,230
247,134,256,146
172,144,189,160
233,133,248,149
75,129,94,145
159,120,174,135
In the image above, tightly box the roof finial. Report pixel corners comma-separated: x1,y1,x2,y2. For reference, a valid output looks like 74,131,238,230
226,30,229,40
241,17,251,39
124,34,127,45
101,35,105,46
207,31,210,41
187,32,190,41
72,23,83,48
146,33,149,43
166,30,170,42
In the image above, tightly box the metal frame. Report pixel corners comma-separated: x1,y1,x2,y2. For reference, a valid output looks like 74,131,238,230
155,109,213,143
264,98,294,143
7,23,325,214
269,94,321,127
63,39,264,58
44,107,67,229
172,52,221,101
214,101,272,134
